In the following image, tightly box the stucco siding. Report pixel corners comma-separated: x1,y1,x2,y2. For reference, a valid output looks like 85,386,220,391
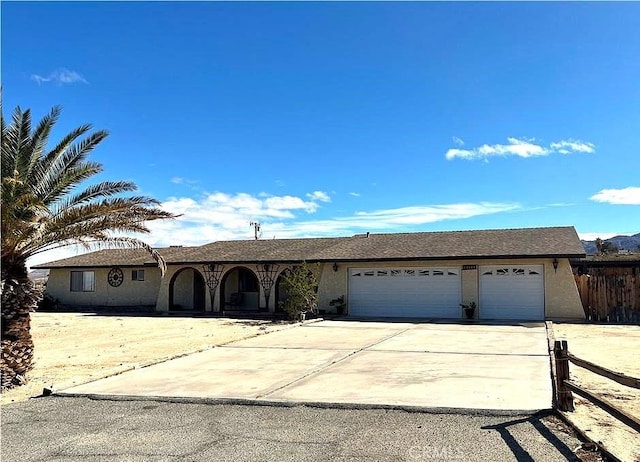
45,257,585,320
544,258,585,319
45,267,161,307
317,264,347,313
331,258,584,319
460,267,479,309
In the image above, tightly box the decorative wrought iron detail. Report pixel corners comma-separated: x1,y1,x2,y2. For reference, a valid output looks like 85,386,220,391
201,263,225,309
255,263,280,309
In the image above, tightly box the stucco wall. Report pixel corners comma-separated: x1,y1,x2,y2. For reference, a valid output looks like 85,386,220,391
317,263,347,313
156,265,211,312
45,267,161,307
323,258,584,319
460,267,479,308
544,258,585,319
48,257,585,319
172,268,195,309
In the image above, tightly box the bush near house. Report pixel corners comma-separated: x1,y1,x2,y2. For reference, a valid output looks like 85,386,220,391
278,262,320,320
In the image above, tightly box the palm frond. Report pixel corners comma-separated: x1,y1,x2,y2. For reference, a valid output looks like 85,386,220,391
1,104,178,276
53,180,138,213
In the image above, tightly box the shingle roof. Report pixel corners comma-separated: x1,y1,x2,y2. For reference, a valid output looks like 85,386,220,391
33,226,586,269
31,246,196,269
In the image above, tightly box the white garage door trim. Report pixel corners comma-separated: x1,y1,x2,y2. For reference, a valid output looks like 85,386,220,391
348,267,461,318
479,265,544,320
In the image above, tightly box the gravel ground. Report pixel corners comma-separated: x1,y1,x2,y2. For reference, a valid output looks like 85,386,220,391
1,397,596,462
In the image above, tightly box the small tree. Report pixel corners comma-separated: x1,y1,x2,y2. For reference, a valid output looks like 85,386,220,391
601,241,619,254
278,262,320,320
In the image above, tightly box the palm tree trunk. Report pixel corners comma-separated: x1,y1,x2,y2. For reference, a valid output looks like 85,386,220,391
1,261,41,390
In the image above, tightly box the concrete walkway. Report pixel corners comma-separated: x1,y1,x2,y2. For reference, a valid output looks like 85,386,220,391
58,319,553,412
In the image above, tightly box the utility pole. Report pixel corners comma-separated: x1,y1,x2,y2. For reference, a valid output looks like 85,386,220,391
249,221,261,240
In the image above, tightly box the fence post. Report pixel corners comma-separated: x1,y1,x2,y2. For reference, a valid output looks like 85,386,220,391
554,340,575,411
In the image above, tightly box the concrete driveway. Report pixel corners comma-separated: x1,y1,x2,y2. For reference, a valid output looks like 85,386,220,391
58,319,553,412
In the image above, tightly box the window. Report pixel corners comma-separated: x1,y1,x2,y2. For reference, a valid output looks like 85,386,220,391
70,271,95,292
132,269,145,281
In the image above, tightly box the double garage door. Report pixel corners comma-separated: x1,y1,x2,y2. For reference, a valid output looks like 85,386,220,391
348,265,544,320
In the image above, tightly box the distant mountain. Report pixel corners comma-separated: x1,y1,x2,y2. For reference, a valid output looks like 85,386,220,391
28,268,49,282
581,233,640,255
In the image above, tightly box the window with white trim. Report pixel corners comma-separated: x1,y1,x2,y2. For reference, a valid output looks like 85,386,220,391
132,269,145,281
70,271,95,292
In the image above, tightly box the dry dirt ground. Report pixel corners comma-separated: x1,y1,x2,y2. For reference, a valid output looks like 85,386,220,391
1,312,295,406
551,322,640,462
2,314,636,461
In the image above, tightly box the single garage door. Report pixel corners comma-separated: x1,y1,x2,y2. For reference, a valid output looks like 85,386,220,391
479,265,544,320
348,267,461,318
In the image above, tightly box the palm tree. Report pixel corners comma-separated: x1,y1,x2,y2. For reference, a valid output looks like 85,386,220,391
1,104,177,389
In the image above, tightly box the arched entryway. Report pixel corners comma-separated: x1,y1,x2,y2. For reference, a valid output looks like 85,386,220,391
275,270,291,313
169,267,206,312
220,266,261,311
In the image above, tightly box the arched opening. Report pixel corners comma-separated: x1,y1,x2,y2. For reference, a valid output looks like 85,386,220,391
275,270,291,313
169,267,206,312
220,266,260,312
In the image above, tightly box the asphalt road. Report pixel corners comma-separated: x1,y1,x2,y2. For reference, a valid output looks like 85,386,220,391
0,397,586,461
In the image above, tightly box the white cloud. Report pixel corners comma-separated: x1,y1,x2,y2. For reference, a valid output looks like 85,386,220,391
349,192,361,197
446,137,595,161
31,68,88,85
351,202,520,226
550,140,595,154
171,177,184,184
306,190,331,203
27,190,521,266
577,232,628,241
143,192,520,247
590,186,640,205
452,136,465,146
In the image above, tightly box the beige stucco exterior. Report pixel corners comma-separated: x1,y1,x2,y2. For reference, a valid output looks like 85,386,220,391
316,257,584,319
46,266,161,307
44,257,585,320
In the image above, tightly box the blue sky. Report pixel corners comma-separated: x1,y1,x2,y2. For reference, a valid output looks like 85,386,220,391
2,2,639,267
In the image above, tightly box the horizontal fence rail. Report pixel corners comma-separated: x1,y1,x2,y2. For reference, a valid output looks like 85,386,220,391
567,352,640,389
562,380,640,433
554,340,640,434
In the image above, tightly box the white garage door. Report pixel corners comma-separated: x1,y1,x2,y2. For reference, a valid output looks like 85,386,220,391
348,267,461,318
479,265,544,320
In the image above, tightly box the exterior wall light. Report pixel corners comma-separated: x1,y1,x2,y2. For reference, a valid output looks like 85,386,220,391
552,258,559,273
332,262,339,272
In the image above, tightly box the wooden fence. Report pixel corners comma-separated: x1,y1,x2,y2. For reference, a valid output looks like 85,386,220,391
574,274,640,322
554,340,640,434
